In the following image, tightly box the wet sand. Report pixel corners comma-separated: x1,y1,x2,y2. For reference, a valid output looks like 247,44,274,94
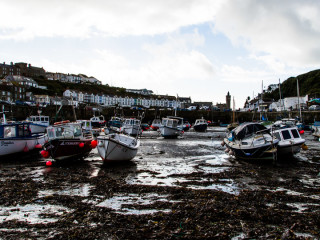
0,127,319,239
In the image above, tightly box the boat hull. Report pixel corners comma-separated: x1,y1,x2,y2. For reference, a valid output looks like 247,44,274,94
0,134,48,159
44,138,93,161
224,139,278,161
194,124,208,132
277,141,305,156
97,134,139,161
159,126,183,138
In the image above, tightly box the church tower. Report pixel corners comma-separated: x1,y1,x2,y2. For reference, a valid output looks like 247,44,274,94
226,91,231,109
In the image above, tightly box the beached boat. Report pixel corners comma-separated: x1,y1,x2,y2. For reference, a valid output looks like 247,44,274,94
25,115,50,134
272,126,306,156
193,118,208,132
223,122,279,161
90,115,106,128
41,121,96,161
78,120,101,138
150,118,161,131
121,118,142,136
312,121,320,140
0,122,48,159
97,133,140,162
159,116,184,138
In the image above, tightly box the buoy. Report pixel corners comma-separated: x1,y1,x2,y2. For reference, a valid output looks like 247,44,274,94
302,144,308,150
23,145,29,152
299,130,305,135
35,143,42,149
90,140,97,148
79,142,85,148
46,161,52,166
40,150,50,158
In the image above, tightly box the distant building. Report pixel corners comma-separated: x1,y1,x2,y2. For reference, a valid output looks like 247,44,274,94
126,88,153,95
0,62,21,77
14,62,46,78
226,91,231,109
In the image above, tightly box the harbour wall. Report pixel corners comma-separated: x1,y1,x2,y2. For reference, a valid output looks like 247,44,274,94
5,105,320,124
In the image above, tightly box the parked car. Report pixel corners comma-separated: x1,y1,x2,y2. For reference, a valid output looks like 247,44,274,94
309,105,320,111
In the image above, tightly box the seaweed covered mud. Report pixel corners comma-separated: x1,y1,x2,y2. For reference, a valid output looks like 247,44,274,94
0,127,319,239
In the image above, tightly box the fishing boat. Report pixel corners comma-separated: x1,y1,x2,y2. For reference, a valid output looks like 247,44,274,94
97,133,140,162
159,116,184,138
105,116,123,134
223,122,279,161
272,126,306,156
121,118,142,136
41,121,96,161
90,115,106,128
150,118,161,131
78,120,101,138
0,122,48,159
25,114,50,134
193,118,208,132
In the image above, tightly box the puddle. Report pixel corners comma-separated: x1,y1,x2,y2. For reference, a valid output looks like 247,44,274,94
95,193,175,215
38,184,92,198
0,204,69,224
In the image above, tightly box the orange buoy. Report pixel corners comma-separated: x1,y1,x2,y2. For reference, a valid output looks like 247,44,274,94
90,140,97,148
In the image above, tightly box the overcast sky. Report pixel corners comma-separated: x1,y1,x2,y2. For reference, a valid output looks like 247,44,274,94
1,0,319,107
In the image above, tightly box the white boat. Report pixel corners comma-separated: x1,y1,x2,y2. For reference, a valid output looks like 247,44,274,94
25,115,50,133
159,116,184,138
272,126,306,156
0,122,48,159
150,118,161,131
90,115,106,128
223,122,279,161
193,118,208,132
78,120,101,138
97,133,140,162
121,118,142,136
312,121,320,139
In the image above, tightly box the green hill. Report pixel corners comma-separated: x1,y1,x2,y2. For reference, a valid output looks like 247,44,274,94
263,69,320,100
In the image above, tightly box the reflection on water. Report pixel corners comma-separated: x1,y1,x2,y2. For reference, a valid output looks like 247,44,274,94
0,204,69,224
96,193,175,215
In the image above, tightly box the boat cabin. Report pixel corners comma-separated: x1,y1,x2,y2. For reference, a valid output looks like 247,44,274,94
124,118,141,126
0,122,33,139
195,118,207,125
47,123,83,140
273,128,302,142
26,115,50,126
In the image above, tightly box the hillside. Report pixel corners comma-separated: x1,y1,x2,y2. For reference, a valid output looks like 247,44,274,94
263,69,320,100
32,76,136,98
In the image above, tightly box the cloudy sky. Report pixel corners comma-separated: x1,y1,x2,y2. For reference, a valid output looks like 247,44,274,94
1,0,319,107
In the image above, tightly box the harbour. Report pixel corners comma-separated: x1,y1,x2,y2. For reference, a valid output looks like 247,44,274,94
0,127,319,239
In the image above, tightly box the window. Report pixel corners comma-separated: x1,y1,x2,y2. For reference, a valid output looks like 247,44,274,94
291,129,300,138
274,132,281,140
281,130,292,140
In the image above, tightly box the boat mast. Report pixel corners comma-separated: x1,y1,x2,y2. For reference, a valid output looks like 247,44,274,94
297,77,302,122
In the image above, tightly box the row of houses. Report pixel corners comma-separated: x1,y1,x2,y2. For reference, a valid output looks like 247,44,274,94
0,75,47,103
244,95,309,112
62,89,187,109
0,61,101,85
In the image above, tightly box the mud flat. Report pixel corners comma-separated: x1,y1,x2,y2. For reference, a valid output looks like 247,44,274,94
0,127,319,239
